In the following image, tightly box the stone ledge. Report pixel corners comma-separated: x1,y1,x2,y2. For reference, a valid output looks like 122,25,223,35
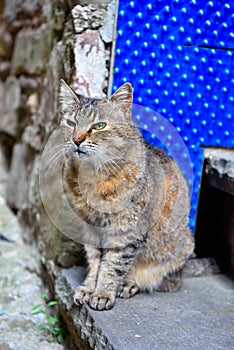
50,264,234,350
204,148,234,195
203,147,234,277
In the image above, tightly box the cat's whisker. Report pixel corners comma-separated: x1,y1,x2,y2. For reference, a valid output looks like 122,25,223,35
45,143,67,153
42,145,64,162
43,154,64,176
41,144,67,163
41,144,68,176
41,150,62,171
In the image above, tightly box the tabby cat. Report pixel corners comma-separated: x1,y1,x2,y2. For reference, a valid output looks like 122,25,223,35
58,80,194,311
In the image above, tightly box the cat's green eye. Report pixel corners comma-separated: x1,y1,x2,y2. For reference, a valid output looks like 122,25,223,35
92,122,107,131
66,119,76,127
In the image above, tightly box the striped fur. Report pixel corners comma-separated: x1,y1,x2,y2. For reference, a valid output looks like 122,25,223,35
58,80,194,310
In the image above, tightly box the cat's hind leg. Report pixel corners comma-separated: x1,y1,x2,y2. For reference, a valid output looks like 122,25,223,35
119,257,185,297
118,278,139,299
157,269,182,292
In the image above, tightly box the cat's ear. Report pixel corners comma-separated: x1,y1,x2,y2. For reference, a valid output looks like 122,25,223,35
110,82,133,110
58,79,81,117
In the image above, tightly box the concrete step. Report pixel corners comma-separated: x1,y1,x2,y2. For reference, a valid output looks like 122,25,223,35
56,266,234,350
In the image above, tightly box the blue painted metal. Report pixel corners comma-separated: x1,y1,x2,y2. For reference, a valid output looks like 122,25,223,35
113,0,234,231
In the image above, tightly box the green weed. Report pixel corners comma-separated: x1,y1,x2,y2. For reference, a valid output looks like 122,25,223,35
31,292,65,343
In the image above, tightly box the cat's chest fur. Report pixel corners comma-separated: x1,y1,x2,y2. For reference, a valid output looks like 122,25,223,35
64,153,150,227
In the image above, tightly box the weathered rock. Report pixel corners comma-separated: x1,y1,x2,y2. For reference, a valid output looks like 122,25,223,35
55,238,86,268
3,0,42,22
0,23,13,59
69,0,112,8
37,41,68,141
27,155,41,209
25,93,39,114
0,149,7,197
99,0,116,43
6,143,31,210
73,30,106,97
19,76,40,94
22,125,42,151
0,61,11,79
0,76,21,137
72,4,106,33
0,80,3,122
17,155,41,243
3,0,42,31
11,24,53,75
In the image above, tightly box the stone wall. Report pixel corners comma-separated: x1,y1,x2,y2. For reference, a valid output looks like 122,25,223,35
0,0,117,266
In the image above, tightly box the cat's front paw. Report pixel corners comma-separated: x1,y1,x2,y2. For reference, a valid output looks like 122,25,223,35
74,285,94,305
89,291,116,311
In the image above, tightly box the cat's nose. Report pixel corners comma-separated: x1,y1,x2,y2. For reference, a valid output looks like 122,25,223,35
73,136,85,146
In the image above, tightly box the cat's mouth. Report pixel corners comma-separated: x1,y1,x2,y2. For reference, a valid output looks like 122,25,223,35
74,148,87,157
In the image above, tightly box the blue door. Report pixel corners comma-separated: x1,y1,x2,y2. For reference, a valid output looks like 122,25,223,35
113,0,234,231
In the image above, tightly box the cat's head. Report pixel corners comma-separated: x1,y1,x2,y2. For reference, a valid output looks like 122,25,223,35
58,80,136,163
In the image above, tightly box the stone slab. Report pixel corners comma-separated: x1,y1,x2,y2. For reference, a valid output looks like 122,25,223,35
61,266,234,350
